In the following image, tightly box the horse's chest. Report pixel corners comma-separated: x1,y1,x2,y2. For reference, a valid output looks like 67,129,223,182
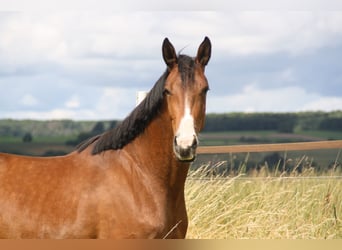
93,189,185,238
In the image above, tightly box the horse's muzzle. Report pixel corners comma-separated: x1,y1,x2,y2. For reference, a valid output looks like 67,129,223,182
173,135,198,162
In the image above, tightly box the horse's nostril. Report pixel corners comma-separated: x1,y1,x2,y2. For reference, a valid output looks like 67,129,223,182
192,135,198,148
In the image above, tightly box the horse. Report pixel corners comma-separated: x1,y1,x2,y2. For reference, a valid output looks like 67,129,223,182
0,37,211,239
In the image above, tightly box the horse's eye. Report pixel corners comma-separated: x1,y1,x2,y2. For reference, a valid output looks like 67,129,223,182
201,87,209,96
164,88,172,96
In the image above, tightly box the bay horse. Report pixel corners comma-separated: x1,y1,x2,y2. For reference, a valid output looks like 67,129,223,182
0,37,211,238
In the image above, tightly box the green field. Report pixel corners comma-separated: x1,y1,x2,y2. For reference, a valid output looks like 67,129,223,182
1,129,341,173
1,129,342,155
0,136,76,156
200,130,342,146
185,166,342,239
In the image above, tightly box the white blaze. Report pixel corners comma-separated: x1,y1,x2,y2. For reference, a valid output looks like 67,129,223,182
175,101,197,148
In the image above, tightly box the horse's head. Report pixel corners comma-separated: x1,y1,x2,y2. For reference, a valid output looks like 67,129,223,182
162,37,211,162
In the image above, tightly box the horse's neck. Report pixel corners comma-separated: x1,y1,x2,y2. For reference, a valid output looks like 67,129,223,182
127,110,190,190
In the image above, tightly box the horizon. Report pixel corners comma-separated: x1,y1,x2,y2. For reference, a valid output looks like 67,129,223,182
0,110,341,122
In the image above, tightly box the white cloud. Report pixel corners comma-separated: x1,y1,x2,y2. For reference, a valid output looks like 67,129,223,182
20,94,39,107
95,87,136,119
207,84,342,113
213,12,342,56
0,14,67,66
279,68,297,82
3,0,342,12
300,97,342,111
2,11,342,66
1,12,342,120
1,109,84,120
1,87,139,120
65,95,80,109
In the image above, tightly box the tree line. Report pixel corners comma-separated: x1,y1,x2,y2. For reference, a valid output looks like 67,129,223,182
203,111,342,133
0,111,341,140
65,120,118,146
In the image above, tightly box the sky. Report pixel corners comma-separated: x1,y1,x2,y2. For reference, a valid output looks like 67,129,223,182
0,11,342,120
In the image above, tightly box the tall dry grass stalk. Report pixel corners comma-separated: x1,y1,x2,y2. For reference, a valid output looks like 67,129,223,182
185,163,342,239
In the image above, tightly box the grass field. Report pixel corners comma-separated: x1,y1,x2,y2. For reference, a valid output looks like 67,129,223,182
0,136,75,156
200,130,342,146
1,129,341,156
185,166,342,239
0,135,341,239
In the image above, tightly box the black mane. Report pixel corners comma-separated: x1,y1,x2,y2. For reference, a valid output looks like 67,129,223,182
76,55,196,155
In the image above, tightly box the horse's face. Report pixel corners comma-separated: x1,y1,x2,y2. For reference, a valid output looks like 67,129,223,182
162,37,211,162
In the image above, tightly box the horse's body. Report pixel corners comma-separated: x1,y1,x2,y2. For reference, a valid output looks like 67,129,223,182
0,37,211,238
0,115,187,238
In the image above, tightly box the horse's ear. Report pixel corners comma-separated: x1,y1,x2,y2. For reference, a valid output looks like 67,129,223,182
162,38,178,69
196,36,211,68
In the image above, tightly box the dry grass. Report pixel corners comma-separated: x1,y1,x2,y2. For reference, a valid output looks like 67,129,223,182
185,164,342,239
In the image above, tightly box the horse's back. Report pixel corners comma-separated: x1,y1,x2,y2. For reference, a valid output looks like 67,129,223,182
0,152,101,238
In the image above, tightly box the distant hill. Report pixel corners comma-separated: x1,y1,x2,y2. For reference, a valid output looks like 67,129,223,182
204,111,342,133
0,112,341,172
0,111,341,139
0,119,116,138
